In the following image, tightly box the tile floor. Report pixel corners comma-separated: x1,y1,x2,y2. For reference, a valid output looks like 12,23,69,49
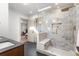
24,42,47,56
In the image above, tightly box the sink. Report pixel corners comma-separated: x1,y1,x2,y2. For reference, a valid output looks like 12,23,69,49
0,42,15,50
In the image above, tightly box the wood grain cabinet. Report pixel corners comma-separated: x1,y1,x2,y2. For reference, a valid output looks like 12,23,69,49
0,45,24,56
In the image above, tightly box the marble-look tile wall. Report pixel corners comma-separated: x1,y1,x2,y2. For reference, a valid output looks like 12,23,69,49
76,5,79,47
51,8,76,51
37,7,76,51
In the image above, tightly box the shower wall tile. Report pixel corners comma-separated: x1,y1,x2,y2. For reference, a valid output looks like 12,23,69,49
37,7,76,51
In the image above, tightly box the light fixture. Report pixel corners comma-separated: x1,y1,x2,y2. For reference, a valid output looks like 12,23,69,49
29,26,35,30
38,6,51,12
29,26,38,33
23,3,29,5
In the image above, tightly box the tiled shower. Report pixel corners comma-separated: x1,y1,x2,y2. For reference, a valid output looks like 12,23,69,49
36,4,77,55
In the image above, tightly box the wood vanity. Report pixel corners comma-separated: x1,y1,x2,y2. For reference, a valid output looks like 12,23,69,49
0,45,24,56
0,36,24,56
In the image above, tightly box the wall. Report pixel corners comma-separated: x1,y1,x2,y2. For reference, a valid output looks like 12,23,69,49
9,9,29,42
0,3,9,38
76,5,79,47
9,10,21,42
0,3,28,42
36,7,76,51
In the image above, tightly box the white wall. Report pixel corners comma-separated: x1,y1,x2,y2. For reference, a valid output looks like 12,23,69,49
0,3,9,38
0,3,28,42
9,9,29,42
9,10,21,42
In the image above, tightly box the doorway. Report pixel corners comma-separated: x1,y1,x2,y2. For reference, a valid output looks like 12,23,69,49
20,18,28,43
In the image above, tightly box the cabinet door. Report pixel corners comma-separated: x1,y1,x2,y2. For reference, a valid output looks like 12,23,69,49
0,45,24,56
17,45,24,56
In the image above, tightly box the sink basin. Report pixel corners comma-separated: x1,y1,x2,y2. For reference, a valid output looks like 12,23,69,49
0,42,15,50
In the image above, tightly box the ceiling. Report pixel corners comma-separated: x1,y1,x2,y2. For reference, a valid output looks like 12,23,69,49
9,3,74,17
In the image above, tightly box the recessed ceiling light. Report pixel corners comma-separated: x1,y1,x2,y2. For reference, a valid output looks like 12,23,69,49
38,6,51,12
23,3,29,5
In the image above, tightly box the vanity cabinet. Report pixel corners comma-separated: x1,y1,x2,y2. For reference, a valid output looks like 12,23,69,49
0,45,24,56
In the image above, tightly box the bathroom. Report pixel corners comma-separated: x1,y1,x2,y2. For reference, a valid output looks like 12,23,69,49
0,3,79,56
